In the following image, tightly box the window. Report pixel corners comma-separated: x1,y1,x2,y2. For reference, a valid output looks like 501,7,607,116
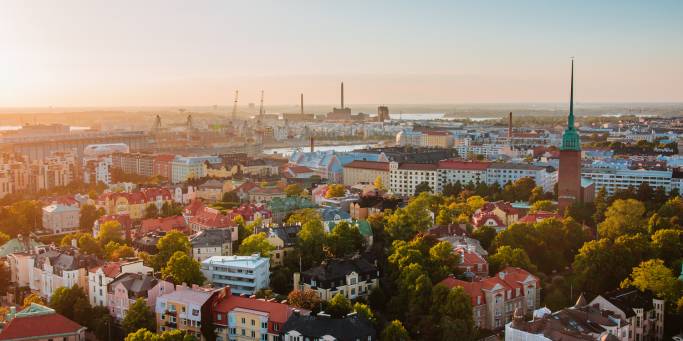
262,322,268,329
242,318,246,325
251,319,255,326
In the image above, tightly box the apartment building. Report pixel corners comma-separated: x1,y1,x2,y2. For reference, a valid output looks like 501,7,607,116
83,156,112,185
108,273,174,321
439,267,541,330
111,152,155,177
42,202,80,235
582,167,674,195
293,256,379,301
486,163,557,193
342,160,390,187
437,160,490,192
172,156,222,184
589,288,665,341
96,188,173,220
200,255,270,295
388,161,438,196
421,131,455,148
156,284,221,340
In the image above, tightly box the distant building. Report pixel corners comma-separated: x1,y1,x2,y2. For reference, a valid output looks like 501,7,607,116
589,288,664,341
342,160,390,187
389,161,439,196
171,156,222,184
88,259,152,307
190,228,234,261
42,202,80,235
200,255,270,295
377,105,390,122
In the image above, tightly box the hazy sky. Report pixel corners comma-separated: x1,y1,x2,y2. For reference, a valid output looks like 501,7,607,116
1,0,682,107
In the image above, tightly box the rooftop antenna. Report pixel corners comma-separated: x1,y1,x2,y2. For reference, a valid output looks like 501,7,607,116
232,90,239,122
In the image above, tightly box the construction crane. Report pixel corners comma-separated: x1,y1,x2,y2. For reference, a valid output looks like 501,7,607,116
231,90,239,122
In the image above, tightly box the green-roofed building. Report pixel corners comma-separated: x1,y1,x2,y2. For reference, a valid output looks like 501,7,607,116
0,236,45,258
267,196,317,223
353,220,374,248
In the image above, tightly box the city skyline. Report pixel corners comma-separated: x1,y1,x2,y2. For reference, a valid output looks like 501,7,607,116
1,0,682,107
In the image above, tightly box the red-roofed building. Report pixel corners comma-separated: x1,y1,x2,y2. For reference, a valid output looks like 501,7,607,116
0,304,86,341
284,165,315,179
437,159,490,192
212,287,307,340
342,160,390,187
227,203,272,226
518,211,561,224
472,201,519,233
138,215,188,238
96,187,173,220
188,207,238,240
389,161,438,196
183,199,205,218
454,247,488,278
439,267,540,330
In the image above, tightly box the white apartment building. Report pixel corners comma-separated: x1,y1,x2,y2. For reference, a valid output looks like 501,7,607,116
582,167,674,195
83,156,112,185
388,161,438,196
455,143,508,160
171,156,222,183
42,203,80,235
200,255,270,295
437,160,490,192
486,163,557,193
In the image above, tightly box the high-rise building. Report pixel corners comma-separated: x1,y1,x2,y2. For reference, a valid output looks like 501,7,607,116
558,60,583,213
377,106,390,122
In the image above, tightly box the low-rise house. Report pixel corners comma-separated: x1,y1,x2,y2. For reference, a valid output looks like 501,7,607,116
212,286,303,341
41,202,80,235
589,288,665,341
349,195,401,220
438,267,541,330
196,179,226,203
96,188,173,220
282,313,376,341
190,228,234,262
320,206,352,233
0,235,45,258
0,304,86,341
455,246,489,278
155,284,221,339
93,213,133,239
293,256,379,301
188,207,237,239
247,186,286,204
88,259,152,307
133,232,165,254
439,235,488,257
22,248,101,300
228,203,272,226
139,215,188,238
258,225,300,267
472,201,519,233
108,273,173,321
200,255,270,295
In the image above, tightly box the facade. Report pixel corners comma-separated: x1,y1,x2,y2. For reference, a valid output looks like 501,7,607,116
342,160,390,187
259,225,300,267
83,156,112,185
190,228,234,261
41,203,80,235
472,201,519,233
0,304,86,341
188,207,237,238
421,131,454,148
293,256,379,301
388,161,438,196
156,284,221,339
212,286,301,341
486,163,557,193
455,247,489,278
589,288,664,341
153,154,176,179
88,259,152,307
171,156,222,184
107,273,171,321
439,267,541,330
582,168,674,195
200,255,270,295
111,152,155,177
437,160,490,192
96,188,173,220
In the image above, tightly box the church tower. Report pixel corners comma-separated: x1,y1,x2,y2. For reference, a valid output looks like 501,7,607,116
558,59,582,213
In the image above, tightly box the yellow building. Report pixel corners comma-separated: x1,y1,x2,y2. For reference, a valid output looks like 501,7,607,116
342,160,390,187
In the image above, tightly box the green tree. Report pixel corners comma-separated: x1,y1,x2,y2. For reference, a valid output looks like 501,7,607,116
296,220,326,269
489,246,537,274
592,187,609,225
125,329,158,341
97,220,124,246
430,285,475,341
325,184,346,198
529,200,557,213
381,320,411,341
414,181,432,195
385,193,433,241
144,204,159,219
597,199,647,239
353,302,377,324
155,231,191,270
106,242,135,261
428,240,460,280
471,226,496,251
161,251,205,286
122,298,156,334
285,184,304,197
79,234,104,256
651,229,683,267
286,208,321,225
325,221,364,258
442,181,462,197
160,202,183,217
222,191,240,203
621,259,680,302
238,232,274,257
49,286,93,328
326,292,352,318
79,204,103,231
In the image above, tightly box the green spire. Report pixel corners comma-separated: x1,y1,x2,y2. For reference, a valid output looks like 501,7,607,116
561,59,581,151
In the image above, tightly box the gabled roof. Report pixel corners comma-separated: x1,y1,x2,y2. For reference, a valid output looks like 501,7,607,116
141,215,188,235
598,288,654,318
214,288,298,333
282,314,376,340
190,228,232,247
108,273,158,298
0,305,84,341
302,257,377,282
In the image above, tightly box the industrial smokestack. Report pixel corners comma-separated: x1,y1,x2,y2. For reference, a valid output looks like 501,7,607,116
300,93,304,115
508,112,512,139
310,136,314,153
341,82,344,108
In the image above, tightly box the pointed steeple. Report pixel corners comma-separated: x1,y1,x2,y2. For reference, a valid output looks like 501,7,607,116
561,58,581,151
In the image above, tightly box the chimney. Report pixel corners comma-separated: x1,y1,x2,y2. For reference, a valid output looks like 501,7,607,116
508,112,513,139
341,82,344,108
310,136,315,153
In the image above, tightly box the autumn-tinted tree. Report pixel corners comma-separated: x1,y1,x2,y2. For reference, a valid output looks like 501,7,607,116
161,251,205,286
97,220,124,246
353,302,377,324
287,289,321,311
122,298,156,334
286,208,321,225
238,232,274,257
22,293,45,308
373,176,385,190
385,193,433,241
529,200,557,213
325,184,346,198
79,204,104,231
326,292,352,318
621,259,680,302
0,231,8,245
296,220,326,269
381,320,411,341
597,199,647,239
155,230,191,270
489,246,537,274
285,184,304,197
651,229,683,267
472,226,496,251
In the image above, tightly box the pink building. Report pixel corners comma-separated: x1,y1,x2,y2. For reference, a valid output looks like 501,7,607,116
107,273,174,321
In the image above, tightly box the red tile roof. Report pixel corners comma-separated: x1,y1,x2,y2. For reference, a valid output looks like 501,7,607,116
184,199,206,216
344,160,390,171
439,267,539,306
472,212,505,228
0,312,84,340
154,154,176,162
287,165,314,174
213,289,298,334
189,207,233,228
397,163,438,170
437,159,490,171
518,211,560,224
140,215,188,235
